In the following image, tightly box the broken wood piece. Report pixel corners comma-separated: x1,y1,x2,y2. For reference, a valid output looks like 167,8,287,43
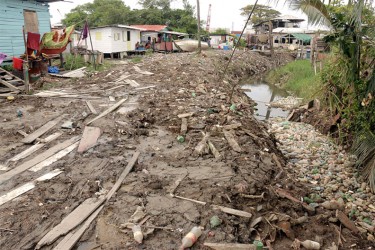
86,98,127,125
240,192,265,199
223,123,242,130
172,195,252,218
63,67,86,78
223,130,242,152
77,126,101,153
194,132,210,155
36,197,106,249
22,116,64,144
0,169,63,206
274,188,314,212
17,130,28,137
0,79,21,92
135,85,156,91
9,132,62,162
105,151,140,201
212,205,252,218
177,112,194,118
53,205,104,250
29,142,79,172
204,242,256,250
271,153,283,170
336,210,360,234
85,101,98,115
208,140,221,159
180,118,188,135
133,66,154,75
125,79,140,87
0,136,80,184
169,173,187,195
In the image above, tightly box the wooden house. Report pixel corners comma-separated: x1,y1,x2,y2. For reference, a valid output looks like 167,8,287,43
0,0,61,61
87,25,143,58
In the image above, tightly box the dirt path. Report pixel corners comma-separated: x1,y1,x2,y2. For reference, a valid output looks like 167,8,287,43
0,51,373,249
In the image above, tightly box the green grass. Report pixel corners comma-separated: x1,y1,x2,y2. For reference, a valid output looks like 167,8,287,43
266,59,321,100
63,54,112,72
130,56,143,63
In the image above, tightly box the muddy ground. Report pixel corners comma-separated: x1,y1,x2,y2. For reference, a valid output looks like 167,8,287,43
0,51,373,250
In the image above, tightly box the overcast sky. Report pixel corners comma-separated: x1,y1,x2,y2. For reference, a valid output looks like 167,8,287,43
49,0,309,30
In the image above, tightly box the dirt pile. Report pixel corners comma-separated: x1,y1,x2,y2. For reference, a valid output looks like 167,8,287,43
0,51,372,249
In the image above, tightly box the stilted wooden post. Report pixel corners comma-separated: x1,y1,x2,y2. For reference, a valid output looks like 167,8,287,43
197,0,201,54
22,26,30,93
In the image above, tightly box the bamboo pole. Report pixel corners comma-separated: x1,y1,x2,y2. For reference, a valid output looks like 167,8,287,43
22,26,30,93
87,20,97,70
196,0,201,54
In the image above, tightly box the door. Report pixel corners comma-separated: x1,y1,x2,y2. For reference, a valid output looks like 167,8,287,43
24,10,39,33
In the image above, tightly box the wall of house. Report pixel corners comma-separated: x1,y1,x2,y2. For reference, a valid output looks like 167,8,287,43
0,0,51,59
88,27,140,53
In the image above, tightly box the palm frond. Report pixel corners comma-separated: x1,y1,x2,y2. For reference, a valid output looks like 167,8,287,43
287,0,332,27
353,132,375,192
349,0,364,31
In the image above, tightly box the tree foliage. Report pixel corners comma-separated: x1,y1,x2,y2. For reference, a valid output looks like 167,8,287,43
62,0,198,34
240,4,281,25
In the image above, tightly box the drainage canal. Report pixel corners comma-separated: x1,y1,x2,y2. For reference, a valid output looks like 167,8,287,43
242,79,289,120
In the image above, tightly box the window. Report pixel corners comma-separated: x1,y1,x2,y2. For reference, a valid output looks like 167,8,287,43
114,33,120,41
127,31,131,41
95,32,102,41
122,31,126,41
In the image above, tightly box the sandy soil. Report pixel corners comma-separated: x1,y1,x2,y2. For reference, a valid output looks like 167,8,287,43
0,51,373,250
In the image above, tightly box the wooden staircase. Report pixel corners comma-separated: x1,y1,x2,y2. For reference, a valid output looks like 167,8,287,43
0,67,24,95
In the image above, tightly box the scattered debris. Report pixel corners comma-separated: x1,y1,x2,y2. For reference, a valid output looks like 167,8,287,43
87,98,128,125
180,226,202,249
22,115,64,144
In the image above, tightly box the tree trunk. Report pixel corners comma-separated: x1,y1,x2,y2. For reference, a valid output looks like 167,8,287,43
196,0,201,54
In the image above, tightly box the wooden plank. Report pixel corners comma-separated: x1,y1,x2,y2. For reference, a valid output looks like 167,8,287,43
204,242,256,250
177,112,194,118
9,132,62,162
53,205,104,250
36,153,138,249
22,116,63,144
336,210,360,234
35,197,106,249
0,79,21,92
212,205,252,218
0,137,80,184
133,66,154,75
223,130,242,152
29,142,79,172
86,98,127,125
180,118,187,135
85,101,98,115
77,127,101,153
0,169,63,206
208,140,221,159
105,151,140,201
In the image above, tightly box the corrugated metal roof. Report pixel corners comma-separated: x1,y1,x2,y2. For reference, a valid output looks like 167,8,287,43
130,25,168,32
288,33,312,43
90,24,143,31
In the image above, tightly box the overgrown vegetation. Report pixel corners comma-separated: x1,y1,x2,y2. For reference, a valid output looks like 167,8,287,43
266,59,321,100
287,0,375,191
63,54,112,72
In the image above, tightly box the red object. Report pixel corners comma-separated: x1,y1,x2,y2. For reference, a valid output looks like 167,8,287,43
13,57,23,70
27,32,41,50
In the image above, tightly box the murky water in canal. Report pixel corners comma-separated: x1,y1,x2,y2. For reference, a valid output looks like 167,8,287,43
243,80,290,120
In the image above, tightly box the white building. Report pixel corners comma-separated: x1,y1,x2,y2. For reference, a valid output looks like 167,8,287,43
87,25,143,58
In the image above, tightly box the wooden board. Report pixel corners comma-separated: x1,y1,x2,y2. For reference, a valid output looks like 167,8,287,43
105,151,140,200
204,242,256,250
77,127,101,153
9,132,62,162
35,197,106,249
0,169,63,206
85,101,98,115
180,118,188,134
86,98,127,125
29,142,79,172
22,116,63,144
0,137,79,184
24,10,39,33
53,205,104,250
212,205,252,218
223,130,242,152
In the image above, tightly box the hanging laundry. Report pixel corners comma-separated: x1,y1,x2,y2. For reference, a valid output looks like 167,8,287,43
40,25,75,55
0,53,7,64
27,32,41,50
82,21,89,40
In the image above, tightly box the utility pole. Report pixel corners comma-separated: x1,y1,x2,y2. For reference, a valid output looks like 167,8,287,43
197,0,201,54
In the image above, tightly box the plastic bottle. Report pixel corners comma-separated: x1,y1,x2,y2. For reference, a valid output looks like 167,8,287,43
301,240,320,250
132,224,143,244
180,226,202,249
